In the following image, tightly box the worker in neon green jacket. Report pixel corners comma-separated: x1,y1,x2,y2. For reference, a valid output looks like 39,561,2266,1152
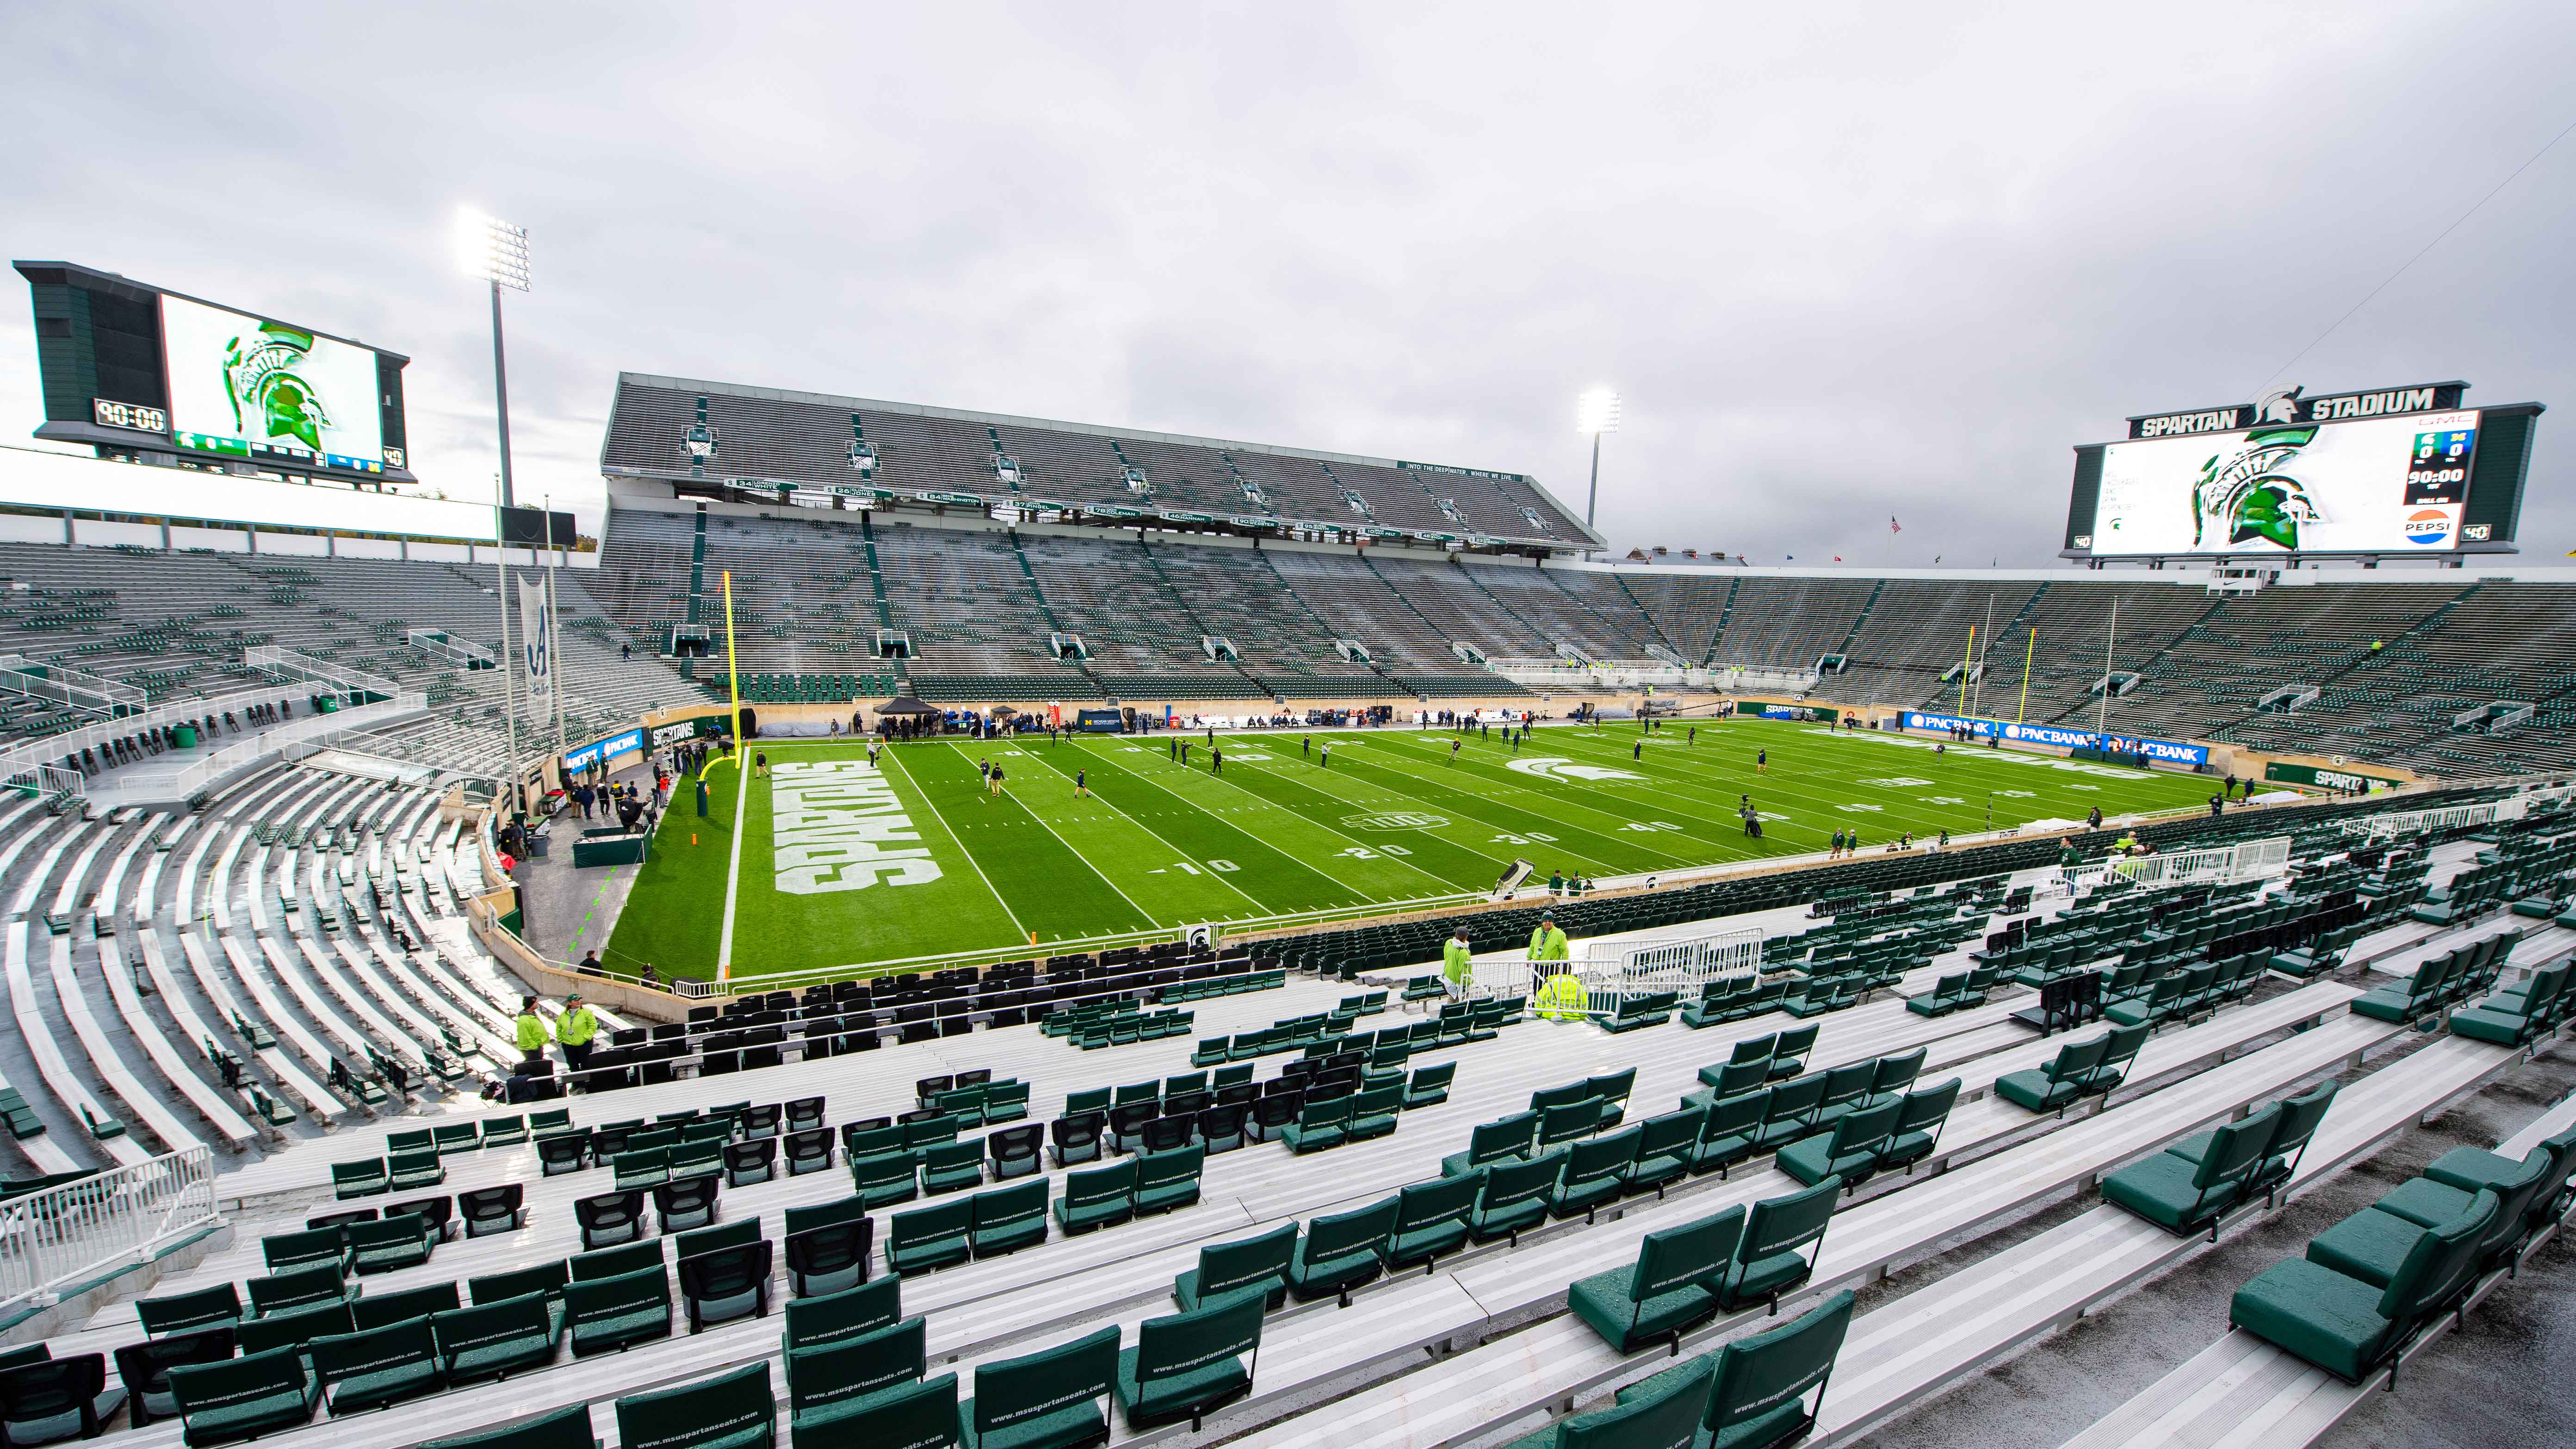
1529,916,1570,962
1530,915,1583,1020
1442,927,1474,1000
514,997,551,1064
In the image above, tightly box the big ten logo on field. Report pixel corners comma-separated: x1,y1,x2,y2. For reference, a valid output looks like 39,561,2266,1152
770,758,942,893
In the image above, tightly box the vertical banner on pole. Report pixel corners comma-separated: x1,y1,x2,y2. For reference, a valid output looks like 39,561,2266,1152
517,575,551,684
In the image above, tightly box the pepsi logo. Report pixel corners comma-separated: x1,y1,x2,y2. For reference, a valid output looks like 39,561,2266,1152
2403,509,2452,546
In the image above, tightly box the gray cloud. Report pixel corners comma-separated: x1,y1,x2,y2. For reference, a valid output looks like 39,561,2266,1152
1,1,2568,562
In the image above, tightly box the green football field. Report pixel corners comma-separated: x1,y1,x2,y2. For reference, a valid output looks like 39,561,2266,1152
600,717,2225,981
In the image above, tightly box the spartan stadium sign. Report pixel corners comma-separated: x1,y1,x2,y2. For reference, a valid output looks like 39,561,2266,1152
2127,382,2466,439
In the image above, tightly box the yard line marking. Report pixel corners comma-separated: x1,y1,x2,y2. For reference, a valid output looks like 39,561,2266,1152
879,744,1030,941
1337,737,1693,868
1219,736,1623,876
936,742,1166,929
1083,737,1475,894
1011,746,1276,916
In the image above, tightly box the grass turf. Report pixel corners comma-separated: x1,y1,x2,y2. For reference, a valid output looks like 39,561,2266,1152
599,717,2226,981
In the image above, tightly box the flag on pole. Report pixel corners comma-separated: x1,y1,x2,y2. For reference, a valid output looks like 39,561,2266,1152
516,574,551,681
1889,516,1901,534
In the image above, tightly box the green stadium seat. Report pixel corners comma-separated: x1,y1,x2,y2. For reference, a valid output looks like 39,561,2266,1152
1174,1223,1297,1311
1716,1179,1840,1313
788,1318,926,1439
431,1292,560,1384
1567,1205,1745,1354
614,1362,775,1449
960,1326,1119,1449
166,1347,321,1448
1288,1197,1397,1306
566,1265,673,1356
310,1318,443,1415
1114,1289,1265,1431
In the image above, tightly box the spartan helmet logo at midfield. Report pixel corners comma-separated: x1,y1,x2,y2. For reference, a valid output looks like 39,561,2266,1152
2192,424,2324,551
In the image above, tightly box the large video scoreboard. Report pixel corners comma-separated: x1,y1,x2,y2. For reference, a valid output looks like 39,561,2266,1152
15,260,414,484
2062,381,2540,560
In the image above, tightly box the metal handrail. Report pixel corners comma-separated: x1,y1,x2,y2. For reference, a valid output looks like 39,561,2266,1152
0,1146,218,1311
118,694,427,799
244,645,405,701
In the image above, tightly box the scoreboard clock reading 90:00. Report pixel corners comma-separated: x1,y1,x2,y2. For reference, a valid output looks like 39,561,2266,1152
14,259,414,482
91,398,168,433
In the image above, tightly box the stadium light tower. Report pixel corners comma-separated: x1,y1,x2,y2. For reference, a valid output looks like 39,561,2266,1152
1576,386,1621,541
455,210,531,508
456,209,531,821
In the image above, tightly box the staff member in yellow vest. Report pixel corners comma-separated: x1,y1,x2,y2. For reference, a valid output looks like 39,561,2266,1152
513,997,551,1067
1442,926,1474,1001
556,993,599,1072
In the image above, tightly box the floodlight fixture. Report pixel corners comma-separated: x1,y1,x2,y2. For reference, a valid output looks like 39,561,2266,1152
1576,387,1622,436
457,209,531,291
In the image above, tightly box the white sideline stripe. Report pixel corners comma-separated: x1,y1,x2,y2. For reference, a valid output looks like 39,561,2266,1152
717,754,750,977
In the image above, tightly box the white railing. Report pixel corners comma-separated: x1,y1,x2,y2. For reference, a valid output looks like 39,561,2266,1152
1493,659,1703,689
2339,802,2504,839
1710,664,1824,694
0,653,146,718
244,645,405,701
408,629,495,669
118,693,427,799
0,1146,219,1311
2067,834,2291,891
1470,925,1762,1017
0,680,315,785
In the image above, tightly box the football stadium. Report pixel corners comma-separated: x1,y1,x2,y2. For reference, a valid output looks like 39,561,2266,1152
0,11,2571,1449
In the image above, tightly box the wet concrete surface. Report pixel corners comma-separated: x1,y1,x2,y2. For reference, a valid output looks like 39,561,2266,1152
1860,1045,2576,1448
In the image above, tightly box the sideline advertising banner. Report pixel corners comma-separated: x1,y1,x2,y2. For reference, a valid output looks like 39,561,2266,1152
1901,710,2211,768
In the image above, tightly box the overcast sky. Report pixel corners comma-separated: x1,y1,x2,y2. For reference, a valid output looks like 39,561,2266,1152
3,2,2570,565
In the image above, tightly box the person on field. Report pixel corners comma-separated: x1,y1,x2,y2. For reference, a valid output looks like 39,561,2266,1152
1757,749,1767,774
1303,735,1312,758
755,751,768,777
1211,747,1223,774
1320,742,1331,768
990,762,1006,798
556,993,599,1072
1450,739,1461,765
1075,768,1088,797
1442,925,1474,1001
1632,739,1642,761
514,997,551,1066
